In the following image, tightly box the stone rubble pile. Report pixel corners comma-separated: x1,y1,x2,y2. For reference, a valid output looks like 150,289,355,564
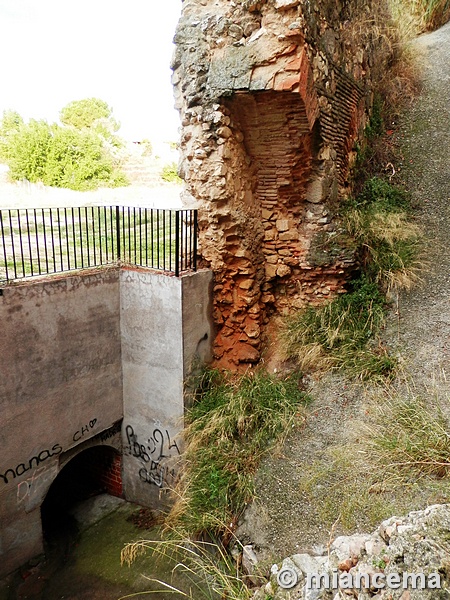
248,504,450,599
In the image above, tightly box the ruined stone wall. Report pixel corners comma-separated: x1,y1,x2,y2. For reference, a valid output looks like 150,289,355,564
173,0,394,368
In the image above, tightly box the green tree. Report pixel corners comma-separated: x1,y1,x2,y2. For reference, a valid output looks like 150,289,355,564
0,110,24,161
59,97,118,130
43,126,126,190
0,102,128,190
60,98,122,148
6,119,52,182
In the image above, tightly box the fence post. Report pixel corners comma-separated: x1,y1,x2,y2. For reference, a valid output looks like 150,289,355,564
0,210,8,282
175,210,180,277
193,210,198,272
115,206,121,262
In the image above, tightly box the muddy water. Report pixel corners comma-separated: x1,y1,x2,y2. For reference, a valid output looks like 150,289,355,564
0,496,197,600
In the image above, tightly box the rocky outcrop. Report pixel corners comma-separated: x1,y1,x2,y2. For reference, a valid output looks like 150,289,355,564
251,504,450,599
173,0,395,368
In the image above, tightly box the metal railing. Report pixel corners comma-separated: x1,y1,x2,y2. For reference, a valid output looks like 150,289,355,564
0,206,198,282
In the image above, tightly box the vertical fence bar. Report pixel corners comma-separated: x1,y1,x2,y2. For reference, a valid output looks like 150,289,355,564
109,206,114,259
42,209,49,274
115,206,120,261
33,209,41,274
97,206,102,265
122,207,126,263
91,206,96,266
64,208,70,271
151,209,154,268
57,208,63,271
71,208,77,270
133,207,136,263
104,207,108,263
0,211,9,281
180,210,184,274
145,208,148,266
9,211,18,279
78,207,84,268
175,210,180,277
163,210,166,270
139,207,142,266
84,207,90,266
193,209,198,271
169,210,172,272
49,209,56,273
18,210,26,277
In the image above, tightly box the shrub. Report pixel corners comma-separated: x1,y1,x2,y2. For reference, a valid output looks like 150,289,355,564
0,105,128,191
6,119,52,183
161,161,182,183
43,127,126,190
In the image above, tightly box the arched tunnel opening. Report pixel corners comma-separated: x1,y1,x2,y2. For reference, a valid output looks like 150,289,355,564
41,445,123,548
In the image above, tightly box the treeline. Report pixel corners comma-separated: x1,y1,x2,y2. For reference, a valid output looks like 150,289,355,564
0,98,128,191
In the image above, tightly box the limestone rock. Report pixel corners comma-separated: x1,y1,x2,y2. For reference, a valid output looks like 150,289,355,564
253,505,450,599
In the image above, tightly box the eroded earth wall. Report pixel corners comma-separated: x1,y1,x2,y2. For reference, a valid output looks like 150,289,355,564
173,0,394,368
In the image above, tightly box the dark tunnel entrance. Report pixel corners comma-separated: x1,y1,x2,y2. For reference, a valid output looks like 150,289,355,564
41,445,123,547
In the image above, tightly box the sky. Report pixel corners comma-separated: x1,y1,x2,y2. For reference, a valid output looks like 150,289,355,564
0,0,182,146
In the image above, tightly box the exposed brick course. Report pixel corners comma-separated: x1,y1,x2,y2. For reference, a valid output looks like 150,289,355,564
173,0,394,368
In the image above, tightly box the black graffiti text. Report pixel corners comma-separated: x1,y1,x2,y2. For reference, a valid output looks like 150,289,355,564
0,444,62,485
73,418,98,442
125,424,180,488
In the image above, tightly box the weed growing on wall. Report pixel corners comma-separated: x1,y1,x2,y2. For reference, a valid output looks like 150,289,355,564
166,370,311,538
283,277,396,380
283,177,422,380
343,177,423,291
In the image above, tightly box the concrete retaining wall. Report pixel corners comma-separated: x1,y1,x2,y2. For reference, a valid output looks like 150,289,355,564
0,269,122,576
0,267,213,577
121,268,213,508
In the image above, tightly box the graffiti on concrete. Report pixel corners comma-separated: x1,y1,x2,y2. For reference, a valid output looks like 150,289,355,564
124,422,180,489
16,466,47,504
72,418,98,442
0,444,62,485
98,420,122,443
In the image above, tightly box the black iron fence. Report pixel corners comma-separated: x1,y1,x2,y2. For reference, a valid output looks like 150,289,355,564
0,206,198,282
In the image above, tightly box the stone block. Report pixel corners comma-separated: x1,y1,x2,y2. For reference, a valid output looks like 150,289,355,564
276,219,290,232
275,0,301,9
265,263,278,279
277,264,291,277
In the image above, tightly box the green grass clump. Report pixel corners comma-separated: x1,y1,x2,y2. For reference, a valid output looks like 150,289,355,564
409,0,450,30
344,178,423,291
122,537,254,600
364,393,450,479
283,177,423,379
167,370,310,537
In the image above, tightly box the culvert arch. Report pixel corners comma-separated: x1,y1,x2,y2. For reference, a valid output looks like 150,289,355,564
41,444,122,543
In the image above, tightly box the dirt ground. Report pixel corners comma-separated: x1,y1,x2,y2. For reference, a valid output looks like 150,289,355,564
237,20,450,565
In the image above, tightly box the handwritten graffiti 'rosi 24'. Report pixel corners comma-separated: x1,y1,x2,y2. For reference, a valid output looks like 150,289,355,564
0,444,62,485
124,424,180,488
